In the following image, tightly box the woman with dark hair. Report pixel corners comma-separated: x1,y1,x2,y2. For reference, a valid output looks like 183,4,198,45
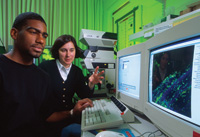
39,35,104,137
50,35,81,59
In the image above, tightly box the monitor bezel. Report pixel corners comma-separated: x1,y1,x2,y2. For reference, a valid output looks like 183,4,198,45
143,16,200,136
116,43,146,114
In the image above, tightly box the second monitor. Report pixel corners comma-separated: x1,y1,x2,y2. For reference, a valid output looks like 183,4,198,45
116,43,146,114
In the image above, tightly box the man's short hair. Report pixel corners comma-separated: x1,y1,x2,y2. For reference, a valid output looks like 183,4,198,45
12,12,46,30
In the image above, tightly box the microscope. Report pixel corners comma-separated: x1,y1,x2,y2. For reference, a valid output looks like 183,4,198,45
79,29,117,93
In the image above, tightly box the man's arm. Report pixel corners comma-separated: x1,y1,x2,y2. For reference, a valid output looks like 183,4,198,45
46,98,93,122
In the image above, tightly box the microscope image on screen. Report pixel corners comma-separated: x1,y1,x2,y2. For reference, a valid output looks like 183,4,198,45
151,45,194,118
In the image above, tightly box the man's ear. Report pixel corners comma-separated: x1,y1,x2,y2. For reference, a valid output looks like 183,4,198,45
10,28,18,40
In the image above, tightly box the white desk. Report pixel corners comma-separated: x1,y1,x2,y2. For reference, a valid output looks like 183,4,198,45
81,113,167,137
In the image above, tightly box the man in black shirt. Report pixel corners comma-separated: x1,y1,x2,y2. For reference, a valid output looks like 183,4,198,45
0,12,93,137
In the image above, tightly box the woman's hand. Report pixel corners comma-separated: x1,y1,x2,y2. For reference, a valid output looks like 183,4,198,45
88,66,104,89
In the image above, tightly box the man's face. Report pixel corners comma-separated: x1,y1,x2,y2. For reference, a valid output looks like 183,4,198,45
13,20,48,58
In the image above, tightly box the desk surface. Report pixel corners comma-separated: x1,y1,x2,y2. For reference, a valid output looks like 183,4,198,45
81,114,166,137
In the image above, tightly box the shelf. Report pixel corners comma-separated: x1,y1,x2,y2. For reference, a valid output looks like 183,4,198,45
129,9,200,41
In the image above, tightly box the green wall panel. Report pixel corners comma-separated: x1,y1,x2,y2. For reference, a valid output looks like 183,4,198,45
0,0,105,75
1,0,200,74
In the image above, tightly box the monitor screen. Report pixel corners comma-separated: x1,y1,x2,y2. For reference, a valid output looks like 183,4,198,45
116,43,145,114
149,36,200,127
118,53,141,99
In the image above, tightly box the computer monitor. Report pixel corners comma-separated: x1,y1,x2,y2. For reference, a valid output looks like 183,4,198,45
143,16,200,136
116,43,146,114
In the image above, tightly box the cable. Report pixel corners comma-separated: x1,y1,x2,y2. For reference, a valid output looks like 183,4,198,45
148,130,159,137
0,37,4,47
134,129,166,137
136,131,155,137
149,130,165,137
0,37,6,53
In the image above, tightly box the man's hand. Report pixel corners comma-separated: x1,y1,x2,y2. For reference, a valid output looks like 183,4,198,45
73,98,93,116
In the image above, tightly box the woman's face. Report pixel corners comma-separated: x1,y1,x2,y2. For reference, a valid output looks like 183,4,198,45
160,53,169,70
58,41,76,68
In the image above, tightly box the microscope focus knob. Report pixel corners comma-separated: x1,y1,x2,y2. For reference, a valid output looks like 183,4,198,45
91,52,96,58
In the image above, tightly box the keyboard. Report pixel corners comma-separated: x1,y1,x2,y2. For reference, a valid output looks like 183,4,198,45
81,96,127,131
